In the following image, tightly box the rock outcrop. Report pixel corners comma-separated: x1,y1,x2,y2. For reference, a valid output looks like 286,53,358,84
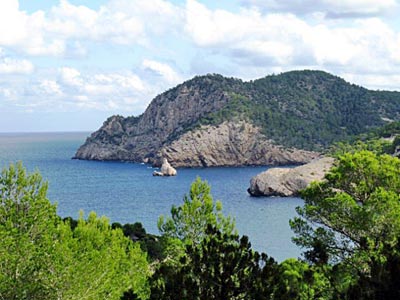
161,121,319,167
74,75,241,164
248,157,335,197
160,158,177,176
153,158,177,176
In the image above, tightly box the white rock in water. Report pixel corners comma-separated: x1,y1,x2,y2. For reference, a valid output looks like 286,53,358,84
159,158,177,176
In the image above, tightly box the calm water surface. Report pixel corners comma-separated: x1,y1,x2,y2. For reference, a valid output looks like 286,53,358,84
0,132,303,261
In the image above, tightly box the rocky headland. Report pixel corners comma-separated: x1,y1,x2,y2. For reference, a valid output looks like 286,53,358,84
74,71,400,167
247,157,335,197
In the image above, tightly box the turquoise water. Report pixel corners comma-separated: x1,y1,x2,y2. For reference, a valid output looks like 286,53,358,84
0,132,303,261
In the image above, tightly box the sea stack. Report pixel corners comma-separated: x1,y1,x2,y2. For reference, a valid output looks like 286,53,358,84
153,158,177,176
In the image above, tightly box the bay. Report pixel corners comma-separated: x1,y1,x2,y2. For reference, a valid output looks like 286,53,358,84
0,132,303,261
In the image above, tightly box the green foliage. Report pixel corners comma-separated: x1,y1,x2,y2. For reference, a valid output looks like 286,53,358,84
274,259,333,300
0,162,59,299
56,212,151,300
370,120,400,138
7,155,400,299
328,139,393,157
157,177,236,246
151,225,278,300
0,163,150,300
152,178,279,299
111,221,164,262
291,151,400,297
193,71,400,151
155,177,237,293
328,121,400,156
198,92,253,125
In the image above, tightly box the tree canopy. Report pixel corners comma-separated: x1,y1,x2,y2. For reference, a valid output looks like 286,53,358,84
291,151,400,298
4,152,400,299
157,177,236,246
151,178,277,300
0,163,150,300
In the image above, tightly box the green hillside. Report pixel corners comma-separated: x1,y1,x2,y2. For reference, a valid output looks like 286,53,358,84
196,70,400,150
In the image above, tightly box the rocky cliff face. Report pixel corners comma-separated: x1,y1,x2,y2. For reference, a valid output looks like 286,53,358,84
160,121,319,167
247,157,335,197
75,75,243,164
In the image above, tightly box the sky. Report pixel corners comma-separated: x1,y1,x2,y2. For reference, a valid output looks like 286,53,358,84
1,0,400,132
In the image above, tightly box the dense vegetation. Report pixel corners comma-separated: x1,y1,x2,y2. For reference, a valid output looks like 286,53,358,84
328,120,400,156
196,71,400,150
291,151,400,299
0,163,150,300
2,152,400,299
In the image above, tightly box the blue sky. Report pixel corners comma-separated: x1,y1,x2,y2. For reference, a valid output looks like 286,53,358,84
1,0,400,132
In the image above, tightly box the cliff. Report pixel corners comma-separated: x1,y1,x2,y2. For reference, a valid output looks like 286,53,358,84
161,121,319,167
74,71,400,167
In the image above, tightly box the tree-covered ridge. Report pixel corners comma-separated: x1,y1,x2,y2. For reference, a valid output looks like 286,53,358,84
194,70,400,150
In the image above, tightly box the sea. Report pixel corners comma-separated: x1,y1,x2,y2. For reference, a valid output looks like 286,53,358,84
0,132,303,261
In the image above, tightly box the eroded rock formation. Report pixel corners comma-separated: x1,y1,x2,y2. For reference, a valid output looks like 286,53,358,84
248,157,335,197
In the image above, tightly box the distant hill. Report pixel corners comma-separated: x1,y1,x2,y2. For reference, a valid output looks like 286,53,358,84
74,70,400,167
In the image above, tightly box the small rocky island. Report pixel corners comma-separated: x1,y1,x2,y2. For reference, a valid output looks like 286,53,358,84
74,71,400,168
153,158,177,176
248,157,334,197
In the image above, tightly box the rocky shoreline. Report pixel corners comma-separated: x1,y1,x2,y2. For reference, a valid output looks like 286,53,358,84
74,119,319,167
247,157,334,197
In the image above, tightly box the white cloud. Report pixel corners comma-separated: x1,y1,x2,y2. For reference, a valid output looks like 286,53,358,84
0,0,29,46
74,95,89,102
47,67,151,111
59,67,146,95
83,73,145,95
60,67,83,86
0,60,181,114
0,1,65,56
38,80,63,96
184,0,400,79
142,59,182,84
341,72,400,90
1,0,400,122
0,57,34,74
105,0,182,35
49,0,144,44
241,0,398,18
185,1,308,66
0,0,181,57
0,87,17,100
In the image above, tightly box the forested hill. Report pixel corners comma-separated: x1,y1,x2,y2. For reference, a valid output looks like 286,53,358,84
75,70,400,167
243,70,400,148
